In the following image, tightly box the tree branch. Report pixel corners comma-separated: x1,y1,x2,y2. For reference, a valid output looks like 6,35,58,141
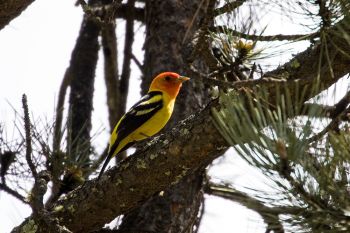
211,25,318,41
191,65,309,89
214,0,247,16
118,0,135,123
306,91,350,143
0,182,27,204
22,94,37,178
0,0,35,30
11,8,350,233
12,100,228,233
102,21,119,130
115,4,144,22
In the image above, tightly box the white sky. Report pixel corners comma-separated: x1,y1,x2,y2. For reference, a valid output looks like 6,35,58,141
1,1,349,233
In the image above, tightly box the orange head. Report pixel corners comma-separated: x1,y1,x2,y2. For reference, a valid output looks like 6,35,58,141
149,72,190,98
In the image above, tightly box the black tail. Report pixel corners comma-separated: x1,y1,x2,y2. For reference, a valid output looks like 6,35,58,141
97,152,113,180
97,141,135,180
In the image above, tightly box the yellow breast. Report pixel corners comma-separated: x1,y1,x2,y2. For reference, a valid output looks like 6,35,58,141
116,93,175,152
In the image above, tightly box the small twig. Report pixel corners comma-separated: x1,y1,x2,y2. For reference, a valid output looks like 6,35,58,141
249,63,257,80
306,109,348,143
0,182,28,204
214,0,247,16
191,65,308,89
131,53,143,73
306,91,350,143
22,94,37,178
211,25,319,41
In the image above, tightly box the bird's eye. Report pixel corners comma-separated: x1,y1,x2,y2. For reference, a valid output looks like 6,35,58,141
165,76,171,81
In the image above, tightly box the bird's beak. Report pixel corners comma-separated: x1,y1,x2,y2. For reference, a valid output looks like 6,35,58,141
178,76,190,83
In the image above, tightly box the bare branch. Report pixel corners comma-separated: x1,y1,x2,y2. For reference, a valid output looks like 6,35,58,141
119,0,136,120
131,53,143,73
307,91,350,143
22,94,37,178
191,65,309,89
102,23,119,130
78,0,144,23
0,182,27,204
0,0,35,30
52,67,72,158
211,25,318,41
114,4,144,22
214,0,247,16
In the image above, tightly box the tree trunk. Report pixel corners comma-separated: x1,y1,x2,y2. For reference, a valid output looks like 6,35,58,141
119,0,211,232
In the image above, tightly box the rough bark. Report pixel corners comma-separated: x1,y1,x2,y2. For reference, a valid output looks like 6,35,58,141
0,0,34,30
118,0,210,232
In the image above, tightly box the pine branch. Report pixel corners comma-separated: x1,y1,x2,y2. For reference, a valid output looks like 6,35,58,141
206,183,294,233
191,65,309,89
211,25,318,41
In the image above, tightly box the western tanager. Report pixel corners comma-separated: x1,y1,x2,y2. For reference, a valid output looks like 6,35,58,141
98,72,190,179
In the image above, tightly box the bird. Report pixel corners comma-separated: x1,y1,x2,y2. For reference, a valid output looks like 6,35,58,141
98,72,190,179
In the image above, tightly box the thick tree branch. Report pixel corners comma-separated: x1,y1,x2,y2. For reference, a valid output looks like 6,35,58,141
115,4,144,22
0,0,34,30
11,6,350,233
12,100,228,233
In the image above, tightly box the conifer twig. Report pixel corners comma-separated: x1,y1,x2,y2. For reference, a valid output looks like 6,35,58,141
211,25,318,41
206,183,287,233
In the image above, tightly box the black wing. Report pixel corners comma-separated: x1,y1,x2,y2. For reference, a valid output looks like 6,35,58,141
98,91,163,179
114,90,163,147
